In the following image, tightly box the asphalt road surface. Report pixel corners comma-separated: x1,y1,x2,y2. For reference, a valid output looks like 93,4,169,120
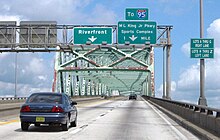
0,97,199,140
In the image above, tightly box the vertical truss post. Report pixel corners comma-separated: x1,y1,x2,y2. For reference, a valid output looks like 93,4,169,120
166,27,172,100
144,82,147,95
88,80,91,96
78,77,82,96
65,73,72,96
148,74,152,96
96,83,99,95
100,83,102,95
91,81,94,96
84,79,87,96
94,81,97,96
59,52,64,93
163,46,166,98
150,47,155,96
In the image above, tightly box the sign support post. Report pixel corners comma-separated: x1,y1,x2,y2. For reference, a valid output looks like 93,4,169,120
199,0,207,106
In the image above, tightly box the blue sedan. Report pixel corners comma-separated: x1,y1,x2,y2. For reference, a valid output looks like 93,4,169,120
20,92,77,131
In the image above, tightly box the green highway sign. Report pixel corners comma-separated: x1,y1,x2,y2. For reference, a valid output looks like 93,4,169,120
118,21,157,44
126,8,149,20
73,27,112,45
190,38,214,58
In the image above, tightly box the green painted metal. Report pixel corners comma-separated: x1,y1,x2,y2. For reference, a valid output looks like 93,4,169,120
56,46,151,94
53,25,172,97
0,23,172,98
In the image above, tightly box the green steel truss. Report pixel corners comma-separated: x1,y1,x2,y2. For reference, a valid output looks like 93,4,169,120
55,45,153,96
0,23,172,97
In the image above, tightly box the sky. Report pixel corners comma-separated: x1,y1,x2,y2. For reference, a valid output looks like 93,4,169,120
0,0,220,108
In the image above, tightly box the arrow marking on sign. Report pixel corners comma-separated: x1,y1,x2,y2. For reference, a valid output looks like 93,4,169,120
88,36,97,42
129,35,138,41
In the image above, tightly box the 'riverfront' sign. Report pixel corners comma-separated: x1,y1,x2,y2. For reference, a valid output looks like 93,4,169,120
73,27,112,45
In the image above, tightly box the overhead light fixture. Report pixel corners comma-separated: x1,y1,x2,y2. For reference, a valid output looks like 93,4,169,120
102,41,107,45
145,41,150,45
125,41,130,45
86,41,91,45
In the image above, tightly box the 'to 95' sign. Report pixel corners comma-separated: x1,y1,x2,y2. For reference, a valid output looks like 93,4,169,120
126,8,149,20
190,38,214,59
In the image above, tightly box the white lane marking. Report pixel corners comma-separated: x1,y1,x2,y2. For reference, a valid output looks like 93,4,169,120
143,99,188,140
70,128,83,134
70,125,88,134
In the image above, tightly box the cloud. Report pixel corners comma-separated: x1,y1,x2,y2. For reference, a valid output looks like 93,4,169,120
0,1,119,97
87,4,117,24
179,18,220,91
177,64,200,91
0,0,92,23
0,15,21,21
157,0,195,16
207,19,220,43
156,81,176,97
173,18,220,107
0,53,54,96
0,0,117,25
181,42,190,57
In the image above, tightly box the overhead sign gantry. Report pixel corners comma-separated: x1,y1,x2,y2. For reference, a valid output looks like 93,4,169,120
0,8,173,99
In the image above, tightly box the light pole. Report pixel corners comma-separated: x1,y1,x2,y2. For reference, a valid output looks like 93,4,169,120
15,53,17,98
198,0,207,106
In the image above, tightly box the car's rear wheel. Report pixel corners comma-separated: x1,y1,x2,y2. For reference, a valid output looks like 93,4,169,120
21,122,29,131
35,123,40,127
70,117,77,127
62,118,70,131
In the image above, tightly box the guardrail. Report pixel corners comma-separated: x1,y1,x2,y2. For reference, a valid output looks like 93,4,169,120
0,97,28,104
142,95,220,138
0,95,104,103
0,97,28,100
0,96,104,112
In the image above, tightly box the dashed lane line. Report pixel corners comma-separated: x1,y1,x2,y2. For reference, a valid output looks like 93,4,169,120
0,119,19,125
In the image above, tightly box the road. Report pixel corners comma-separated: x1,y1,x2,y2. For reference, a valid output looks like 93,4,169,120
0,96,199,140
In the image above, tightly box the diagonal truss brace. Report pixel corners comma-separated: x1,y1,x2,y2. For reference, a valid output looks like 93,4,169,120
108,46,150,67
60,46,101,67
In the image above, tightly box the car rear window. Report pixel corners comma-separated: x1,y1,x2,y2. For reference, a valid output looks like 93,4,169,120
27,94,62,104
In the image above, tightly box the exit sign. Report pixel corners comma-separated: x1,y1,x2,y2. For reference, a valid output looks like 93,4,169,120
126,8,149,20
73,27,112,45
118,21,157,44
190,38,214,58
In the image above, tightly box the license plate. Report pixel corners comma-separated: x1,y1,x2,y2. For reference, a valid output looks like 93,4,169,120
36,117,45,122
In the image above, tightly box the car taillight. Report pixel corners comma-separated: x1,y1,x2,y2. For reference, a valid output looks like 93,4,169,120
51,106,64,113
20,105,31,112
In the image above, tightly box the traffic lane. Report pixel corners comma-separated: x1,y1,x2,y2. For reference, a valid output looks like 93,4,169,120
0,98,116,121
66,99,199,140
0,98,198,140
0,99,125,140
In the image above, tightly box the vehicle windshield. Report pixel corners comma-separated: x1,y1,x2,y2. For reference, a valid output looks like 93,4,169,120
27,94,62,104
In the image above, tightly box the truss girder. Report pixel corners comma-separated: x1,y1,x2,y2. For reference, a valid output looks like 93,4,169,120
0,23,172,97
56,44,152,95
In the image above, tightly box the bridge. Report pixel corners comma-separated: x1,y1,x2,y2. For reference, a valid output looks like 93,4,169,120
0,21,171,98
0,6,220,139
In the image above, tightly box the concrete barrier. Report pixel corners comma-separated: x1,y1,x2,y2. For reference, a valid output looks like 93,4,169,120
0,96,103,112
142,95,220,138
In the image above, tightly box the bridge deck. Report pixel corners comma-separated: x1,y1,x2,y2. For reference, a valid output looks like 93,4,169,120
0,97,198,140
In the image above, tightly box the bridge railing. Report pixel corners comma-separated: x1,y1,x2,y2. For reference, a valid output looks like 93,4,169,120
142,95,220,137
0,97,28,103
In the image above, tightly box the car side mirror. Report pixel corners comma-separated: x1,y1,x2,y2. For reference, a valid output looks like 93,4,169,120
71,101,77,105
